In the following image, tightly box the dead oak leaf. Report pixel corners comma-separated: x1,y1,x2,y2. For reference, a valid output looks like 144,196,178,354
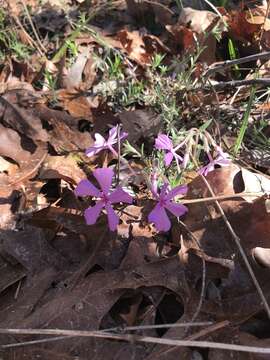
227,10,262,42
116,30,151,66
39,155,86,185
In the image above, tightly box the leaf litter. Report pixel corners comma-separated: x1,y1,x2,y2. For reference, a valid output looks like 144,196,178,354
0,0,270,359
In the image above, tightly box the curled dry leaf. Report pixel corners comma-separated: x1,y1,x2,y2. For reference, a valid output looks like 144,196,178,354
116,29,152,66
0,124,31,165
184,166,270,314
39,155,86,185
252,247,270,269
46,115,93,152
63,47,91,89
0,91,49,142
1,226,68,272
120,109,162,153
57,89,94,120
240,168,270,202
176,7,220,64
0,143,47,190
226,10,262,42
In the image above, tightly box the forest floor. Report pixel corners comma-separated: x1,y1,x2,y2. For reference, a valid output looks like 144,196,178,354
0,0,270,359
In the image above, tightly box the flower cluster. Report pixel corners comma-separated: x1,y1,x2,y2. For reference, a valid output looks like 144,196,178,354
155,131,230,175
85,125,127,158
75,126,230,233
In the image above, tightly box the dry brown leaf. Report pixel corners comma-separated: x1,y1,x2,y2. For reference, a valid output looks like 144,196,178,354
39,155,85,185
0,90,49,142
116,29,152,66
177,7,219,64
227,10,262,42
1,226,68,272
246,15,270,31
0,124,31,165
57,89,94,120
63,47,91,89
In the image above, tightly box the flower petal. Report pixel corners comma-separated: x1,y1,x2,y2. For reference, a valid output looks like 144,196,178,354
155,134,173,151
120,131,128,141
108,186,133,204
215,157,230,166
93,167,114,194
164,151,174,166
198,163,215,176
108,126,128,146
105,203,119,231
85,134,106,157
94,133,107,147
108,126,118,143
148,203,171,232
166,184,188,200
165,201,188,217
85,146,101,157
159,183,169,200
74,179,101,197
84,201,104,225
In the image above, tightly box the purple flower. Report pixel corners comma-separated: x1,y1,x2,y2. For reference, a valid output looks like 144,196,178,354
198,147,230,176
86,125,128,158
75,168,132,231
155,134,183,168
148,183,188,232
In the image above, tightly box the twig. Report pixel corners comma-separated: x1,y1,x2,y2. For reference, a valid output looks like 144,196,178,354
181,192,264,205
21,0,47,55
185,320,230,341
200,175,270,320
104,322,213,333
11,13,42,55
1,328,270,354
151,320,230,359
205,78,270,90
204,51,270,77
2,336,74,349
202,0,226,24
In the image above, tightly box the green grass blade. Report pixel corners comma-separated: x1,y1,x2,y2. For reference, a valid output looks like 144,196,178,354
234,86,256,155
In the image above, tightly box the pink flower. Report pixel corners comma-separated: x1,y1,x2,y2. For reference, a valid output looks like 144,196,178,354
86,125,128,158
148,183,188,232
75,168,132,231
155,134,183,168
199,147,230,176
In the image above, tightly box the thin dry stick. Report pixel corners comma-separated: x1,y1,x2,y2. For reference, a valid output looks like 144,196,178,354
104,322,213,333
1,328,270,354
21,0,47,55
202,0,226,24
12,14,42,55
204,51,270,77
200,175,270,319
2,336,73,349
185,320,230,341
181,192,265,205
207,78,270,90
156,320,230,359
